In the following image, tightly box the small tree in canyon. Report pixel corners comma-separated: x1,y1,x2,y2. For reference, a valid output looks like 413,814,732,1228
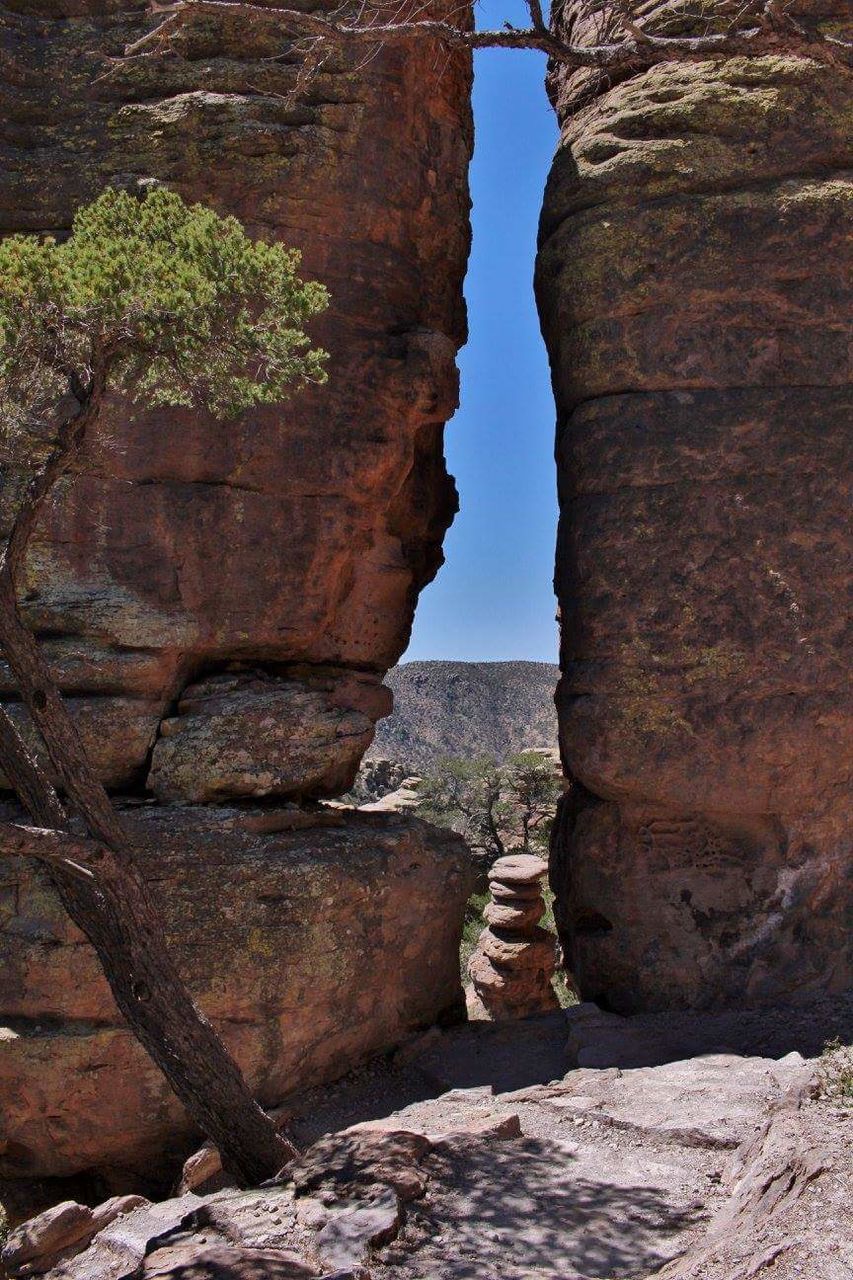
0,186,327,1186
419,751,563,871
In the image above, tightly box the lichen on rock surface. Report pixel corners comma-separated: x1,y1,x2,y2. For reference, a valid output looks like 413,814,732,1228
0,803,473,1195
537,0,852,1010
147,669,390,803
0,0,473,791
0,0,475,1209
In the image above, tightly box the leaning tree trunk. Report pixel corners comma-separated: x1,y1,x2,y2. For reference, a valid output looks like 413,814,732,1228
0,542,293,1185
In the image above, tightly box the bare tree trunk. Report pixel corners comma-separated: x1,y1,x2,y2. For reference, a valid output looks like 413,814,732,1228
485,787,506,861
0,401,294,1185
0,582,294,1185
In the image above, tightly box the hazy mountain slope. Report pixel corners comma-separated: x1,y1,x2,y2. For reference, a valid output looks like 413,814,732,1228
368,661,560,770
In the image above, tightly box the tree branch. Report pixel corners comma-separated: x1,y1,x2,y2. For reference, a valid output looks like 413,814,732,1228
3,362,107,586
0,705,68,830
0,820,99,879
126,0,851,73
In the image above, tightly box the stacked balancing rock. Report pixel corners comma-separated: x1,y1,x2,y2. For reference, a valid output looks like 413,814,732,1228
467,853,560,1019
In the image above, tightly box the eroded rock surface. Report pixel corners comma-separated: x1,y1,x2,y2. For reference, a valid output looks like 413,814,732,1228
23,1008,851,1280
467,853,560,1020
0,0,475,1219
0,804,472,1199
0,0,472,796
147,670,388,803
537,1,853,1010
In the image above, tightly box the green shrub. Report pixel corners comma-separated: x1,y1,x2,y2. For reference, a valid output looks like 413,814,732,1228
819,1037,853,1105
0,185,328,437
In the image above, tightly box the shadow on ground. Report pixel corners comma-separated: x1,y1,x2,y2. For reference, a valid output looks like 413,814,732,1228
287,1012,570,1148
381,1134,707,1279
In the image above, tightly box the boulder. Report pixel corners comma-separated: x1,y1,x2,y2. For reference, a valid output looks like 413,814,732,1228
0,804,472,1199
537,0,853,1009
2,1196,148,1277
147,670,385,803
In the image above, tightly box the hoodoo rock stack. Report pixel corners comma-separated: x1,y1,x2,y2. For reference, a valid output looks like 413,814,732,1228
468,853,560,1019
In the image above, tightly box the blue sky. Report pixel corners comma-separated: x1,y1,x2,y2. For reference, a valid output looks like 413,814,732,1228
403,0,559,664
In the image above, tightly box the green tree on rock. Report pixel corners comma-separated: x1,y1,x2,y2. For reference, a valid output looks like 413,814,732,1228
419,751,563,871
0,186,328,1186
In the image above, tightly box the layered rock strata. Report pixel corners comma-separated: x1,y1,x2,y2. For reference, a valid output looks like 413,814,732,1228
0,804,472,1199
537,1,853,1010
0,0,472,797
468,853,559,1018
0,0,474,1211
147,669,390,803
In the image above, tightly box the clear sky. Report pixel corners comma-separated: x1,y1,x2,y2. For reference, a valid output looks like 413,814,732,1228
403,0,559,664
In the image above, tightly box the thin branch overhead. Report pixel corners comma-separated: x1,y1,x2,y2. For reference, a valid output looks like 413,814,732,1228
128,0,851,73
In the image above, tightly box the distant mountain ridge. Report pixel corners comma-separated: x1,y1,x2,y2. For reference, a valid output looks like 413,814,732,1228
368,660,560,771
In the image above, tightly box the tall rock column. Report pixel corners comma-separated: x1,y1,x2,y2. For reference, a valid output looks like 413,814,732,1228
0,0,476,1206
0,0,473,795
536,3,852,1011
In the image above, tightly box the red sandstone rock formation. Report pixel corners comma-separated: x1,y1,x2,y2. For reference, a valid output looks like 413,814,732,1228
0,0,474,1206
467,853,560,1019
0,804,472,1199
0,0,472,797
537,1,852,1010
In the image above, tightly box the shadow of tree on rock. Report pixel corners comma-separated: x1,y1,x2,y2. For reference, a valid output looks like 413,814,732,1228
381,1134,707,1279
143,1242,316,1279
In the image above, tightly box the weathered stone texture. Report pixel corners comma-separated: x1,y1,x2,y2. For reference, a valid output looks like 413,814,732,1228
147,669,390,803
0,804,472,1190
468,854,559,1020
0,0,475,1218
0,0,472,797
537,3,852,1010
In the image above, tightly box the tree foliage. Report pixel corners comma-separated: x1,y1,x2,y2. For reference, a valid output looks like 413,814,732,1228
0,185,328,437
0,187,330,1185
419,751,563,866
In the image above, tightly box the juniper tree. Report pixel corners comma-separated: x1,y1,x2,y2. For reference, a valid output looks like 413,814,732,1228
0,186,327,1186
419,751,563,871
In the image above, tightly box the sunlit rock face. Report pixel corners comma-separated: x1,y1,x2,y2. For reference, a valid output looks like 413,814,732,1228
537,1,852,1010
0,804,472,1195
0,0,472,796
0,0,474,1211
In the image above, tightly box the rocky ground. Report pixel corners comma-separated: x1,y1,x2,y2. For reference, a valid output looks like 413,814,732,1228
4,997,850,1280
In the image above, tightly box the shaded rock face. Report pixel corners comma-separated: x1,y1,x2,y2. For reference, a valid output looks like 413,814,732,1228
0,0,472,797
537,4,852,1010
0,804,472,1194
0,0,475,1217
